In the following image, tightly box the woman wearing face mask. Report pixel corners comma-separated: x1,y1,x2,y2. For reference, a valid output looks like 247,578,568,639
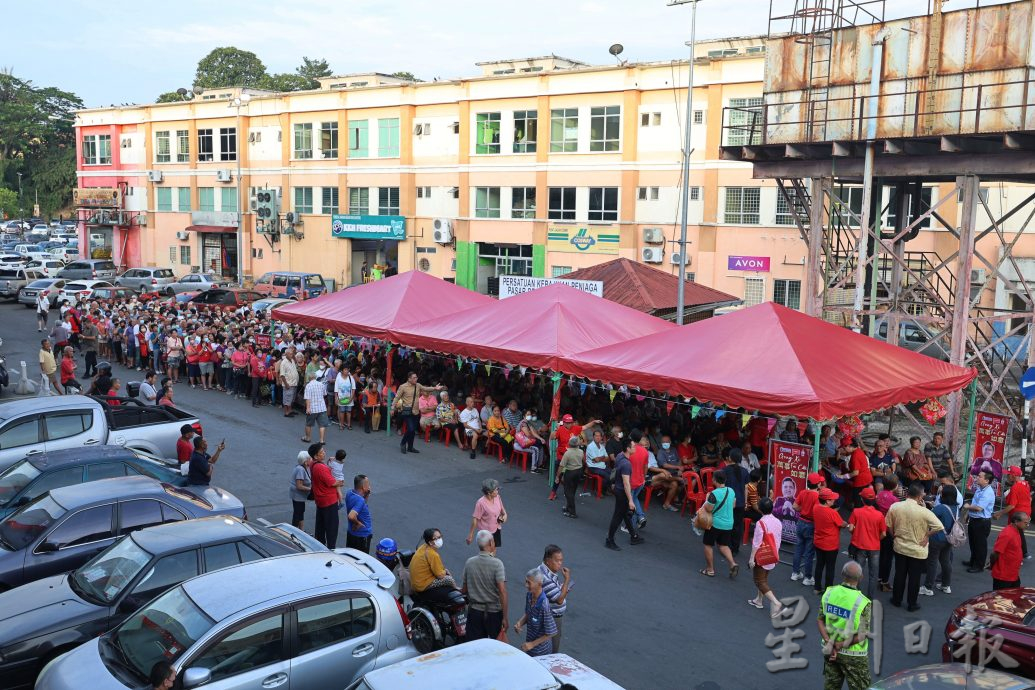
198,335,215,391
185,336,202,389
409,528,459,605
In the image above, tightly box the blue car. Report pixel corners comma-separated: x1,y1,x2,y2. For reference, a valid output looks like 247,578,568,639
0,445,185,520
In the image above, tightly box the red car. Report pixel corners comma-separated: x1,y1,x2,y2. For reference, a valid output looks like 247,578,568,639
187,287,263,310
943,587,1035,677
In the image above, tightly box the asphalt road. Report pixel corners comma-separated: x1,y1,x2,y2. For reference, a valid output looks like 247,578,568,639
0,300,1020,689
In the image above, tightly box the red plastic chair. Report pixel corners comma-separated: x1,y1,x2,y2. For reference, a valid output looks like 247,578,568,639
485,438,505,462
509,447,531,472
583,472,604,499
698,467,718,492
641,483,666,511
422,425,453,448
680,471,706,516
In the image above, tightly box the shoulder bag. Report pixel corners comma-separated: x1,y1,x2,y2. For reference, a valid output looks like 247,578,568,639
694,487,729,533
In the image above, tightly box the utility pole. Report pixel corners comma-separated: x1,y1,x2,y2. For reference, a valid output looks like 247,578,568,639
668,0,701,325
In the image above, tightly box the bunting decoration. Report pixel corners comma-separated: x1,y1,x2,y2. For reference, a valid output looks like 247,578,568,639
609,389,618,402
519,366,527,377
579,382,588,395
666,401,675,414
485,363,491,375
456,355,463,370
715,410,726,420
691,405,700,418
741,413,751,428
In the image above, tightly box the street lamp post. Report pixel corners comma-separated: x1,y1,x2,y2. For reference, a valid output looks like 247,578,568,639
669,0,701,326
229,95,250,285
16,172,22,216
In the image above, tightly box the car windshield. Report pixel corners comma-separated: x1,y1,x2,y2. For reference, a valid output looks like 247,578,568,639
0,494,64,550
109,586,213,680
65,282,88,291
0,460,42,507
72,535,154,605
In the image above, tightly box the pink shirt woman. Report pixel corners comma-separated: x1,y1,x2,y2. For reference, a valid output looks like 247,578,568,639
752,513,783,571
467,479,507,547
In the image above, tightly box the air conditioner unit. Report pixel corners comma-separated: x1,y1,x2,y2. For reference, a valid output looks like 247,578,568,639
641,247,663,263
147,170,163,183
670,252,690,266
433,218,453,244
175,231,189,240
642,227,664,244
216,170,232,183
970,268,987,284
450,122,460,133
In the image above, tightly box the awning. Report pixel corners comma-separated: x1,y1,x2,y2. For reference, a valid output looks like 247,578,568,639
186,225,236,233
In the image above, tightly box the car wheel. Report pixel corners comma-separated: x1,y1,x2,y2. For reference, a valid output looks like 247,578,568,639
408,612,439,655
166,288,175,296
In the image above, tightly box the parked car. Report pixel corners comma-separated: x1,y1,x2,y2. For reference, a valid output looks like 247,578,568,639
48,247,78,262
0,253,27,267
253,271,328,300
57,259,117,281
115,267,175,294
942,588,1035,677
0,267,43,299
188,287,265,310
55,279,114,307
351,639,624,690
251,297,294,315
173,291,200,304
872,663,1034,689
37,550,416,690
52,233,77,244
17,279,66,308
0,395,201,472
31,224,50,236
0,476,245,590
13,244,43,257
0,445,185,519
874,319,950,361
88,286,136,303
0,517,326,689
166,272,231,295
24,259,65,278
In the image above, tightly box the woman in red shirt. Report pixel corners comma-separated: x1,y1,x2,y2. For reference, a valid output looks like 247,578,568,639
811,488,844,595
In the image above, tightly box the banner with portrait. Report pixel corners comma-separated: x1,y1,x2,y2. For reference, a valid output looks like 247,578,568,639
770,440,813,545
967,410,1011,494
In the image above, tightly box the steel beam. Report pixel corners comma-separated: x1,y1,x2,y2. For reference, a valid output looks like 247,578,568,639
945,175,980,454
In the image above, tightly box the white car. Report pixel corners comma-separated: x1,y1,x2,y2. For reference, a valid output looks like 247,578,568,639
31,224,49,235
57,279,114,307
24,258,65,278
49,246,79,261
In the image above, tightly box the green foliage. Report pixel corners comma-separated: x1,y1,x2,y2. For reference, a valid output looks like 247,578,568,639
262,73,312,92
194,47,268,89
296,57,332,89
390,71,422,82
0,187,17,217
156,91,188,103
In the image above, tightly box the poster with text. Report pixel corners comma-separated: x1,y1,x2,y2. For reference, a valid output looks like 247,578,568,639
770,440,813,545
967,410,1011,494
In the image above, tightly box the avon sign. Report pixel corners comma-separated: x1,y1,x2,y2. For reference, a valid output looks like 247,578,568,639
727,255,771,272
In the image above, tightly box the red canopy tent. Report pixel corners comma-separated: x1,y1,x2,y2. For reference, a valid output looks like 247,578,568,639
270,271,493,340
572,302,976,420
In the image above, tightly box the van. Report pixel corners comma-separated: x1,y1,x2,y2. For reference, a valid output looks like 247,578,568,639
58,259,117,281
253,271,327,299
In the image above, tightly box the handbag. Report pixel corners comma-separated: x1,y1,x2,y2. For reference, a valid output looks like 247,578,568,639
694,488,730,533
754,520,779,567
948,507,968,548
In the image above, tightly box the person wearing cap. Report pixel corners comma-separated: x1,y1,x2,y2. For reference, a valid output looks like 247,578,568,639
790,472,824,587
812,488,845,594
838,436,873,509
885,482,944,612
991,511,1030,590
847,486,886,598
995,466,1032,560
551,414,597,459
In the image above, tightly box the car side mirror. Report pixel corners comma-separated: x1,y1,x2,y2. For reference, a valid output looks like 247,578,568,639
36,541,58,553
183,667,211,689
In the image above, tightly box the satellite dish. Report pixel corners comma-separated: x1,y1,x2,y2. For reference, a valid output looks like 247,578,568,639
192,86,204,95
609,43,624,57
176,87,188,96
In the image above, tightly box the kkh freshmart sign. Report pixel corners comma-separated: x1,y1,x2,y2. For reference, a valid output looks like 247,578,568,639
331,214,406,241
547,227,620,255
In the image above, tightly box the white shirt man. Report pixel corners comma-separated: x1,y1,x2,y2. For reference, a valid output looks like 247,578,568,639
460,405,481,432
139,377,158,404
35,292,50,315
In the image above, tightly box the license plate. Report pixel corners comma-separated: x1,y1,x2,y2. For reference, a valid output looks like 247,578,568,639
453,613,467,637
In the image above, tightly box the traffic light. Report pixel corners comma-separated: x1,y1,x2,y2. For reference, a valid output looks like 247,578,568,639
254,189,279,234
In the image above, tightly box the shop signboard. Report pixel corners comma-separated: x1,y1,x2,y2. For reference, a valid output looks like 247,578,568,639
498,275,603,299
547,226,620,254
331,214,406,240
727,255,771,272
74,187,122,208
770,439,813,545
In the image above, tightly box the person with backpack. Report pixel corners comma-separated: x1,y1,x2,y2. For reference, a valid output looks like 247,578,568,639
747,497,784,618
922,484,960,596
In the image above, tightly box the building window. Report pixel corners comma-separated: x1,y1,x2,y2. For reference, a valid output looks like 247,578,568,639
513,110,537,153
774,279,802,310
551,266,572,277
377,118,400,157
588,187,619,221
550,108,578,152
155,131,171,163
220,187,237,212
416,186,431,198
198,187,215,212
82,134,111,165
179,246,191,265
293,187,313,214
176,130,190,162
219,127,237,161
726,97,764,146
378,187,400,215
475,187,501,218
169,247,177,264
348,187,369,215
548,187,576,220
98,135,112,164
589,105,621,152
82,136,97,165
690,186,701,201
156,187,172,212
512,187,536,219
693,110,704,125
197,129,214,162
775,191,807,226
638,187,660,201
744,277,765,306
887,186,934,231
723,187,761,224
348,120,368,157
320,122,338,159
475,113,501,154
177,187,191,211
321,187,339,214
293,123,313,159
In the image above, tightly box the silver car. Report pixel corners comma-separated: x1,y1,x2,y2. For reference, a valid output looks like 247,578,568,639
17,278,66,307
167,272,232,295
115,267,175,294
0,268,43,298
57,259,117,281
37,550,417,690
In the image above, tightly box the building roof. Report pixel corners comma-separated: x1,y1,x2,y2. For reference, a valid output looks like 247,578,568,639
563,258,741,315
474,54,587,67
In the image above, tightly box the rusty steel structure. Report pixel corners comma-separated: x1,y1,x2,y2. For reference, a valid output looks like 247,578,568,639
724,0,1035,453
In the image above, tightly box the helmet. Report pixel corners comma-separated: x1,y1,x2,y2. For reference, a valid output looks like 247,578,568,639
375,538,398,566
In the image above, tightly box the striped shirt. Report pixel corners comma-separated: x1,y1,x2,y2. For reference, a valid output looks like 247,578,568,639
304,379,328,414
537,563,572,618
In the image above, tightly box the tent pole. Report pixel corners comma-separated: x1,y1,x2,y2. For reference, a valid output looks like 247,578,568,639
811,419,821,473
384,345,393,438
959,378,978,487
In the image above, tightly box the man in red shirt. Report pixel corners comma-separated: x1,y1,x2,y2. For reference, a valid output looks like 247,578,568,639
58,346,80,393
996,466,1032,560
812,488,845,594
309,443,343,548
991,511,1030,590
176,424,196,466
840,436,873,508
847,486,886,597
791,472,824,586
626,430,650,528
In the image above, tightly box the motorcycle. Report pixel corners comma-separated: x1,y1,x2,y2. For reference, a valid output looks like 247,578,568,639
0,337,8,395
400,551,468,654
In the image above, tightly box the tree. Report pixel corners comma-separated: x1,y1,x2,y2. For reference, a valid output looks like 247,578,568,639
390,71,422,82
156,91,188,103
296,57,332,89
193,47,268,89
0,187,17,218
262,73,312,92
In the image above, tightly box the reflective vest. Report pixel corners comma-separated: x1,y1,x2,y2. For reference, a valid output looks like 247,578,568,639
821,584,870,657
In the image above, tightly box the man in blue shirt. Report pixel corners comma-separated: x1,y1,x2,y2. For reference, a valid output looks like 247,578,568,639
345,474,373,553
962,470,996,572
514,568,557,657
187,436,225,486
